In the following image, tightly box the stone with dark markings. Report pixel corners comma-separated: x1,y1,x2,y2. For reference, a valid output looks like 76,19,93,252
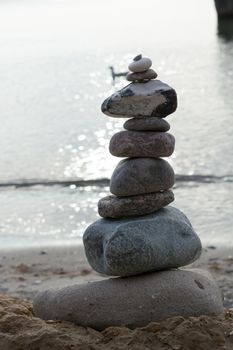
124,117,170,131
98,190,174,218
110,157,174,196
109,131,175,158
101,80,177,118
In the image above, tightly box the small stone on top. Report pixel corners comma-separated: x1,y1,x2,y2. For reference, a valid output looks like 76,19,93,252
128,56,152,73
133,54,142,61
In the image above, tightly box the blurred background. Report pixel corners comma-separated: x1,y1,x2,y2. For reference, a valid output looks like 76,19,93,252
0,0,232,247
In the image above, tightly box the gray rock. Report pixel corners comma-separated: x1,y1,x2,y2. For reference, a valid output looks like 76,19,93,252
83,206,202,276
101,80,177,118
33,268,223,330
128,56,152,72
110,157,174,196
124,117,170,131
98,190,174,218
127,69,157,82
109,131,175,158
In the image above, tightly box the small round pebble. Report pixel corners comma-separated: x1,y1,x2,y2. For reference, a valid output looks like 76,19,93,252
127,69,157,82
98,190,174,218
128,57,152,73
124,117,170,132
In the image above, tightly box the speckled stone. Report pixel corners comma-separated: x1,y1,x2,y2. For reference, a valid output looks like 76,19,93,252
124,117,170,132
101,80,177,118
110,157,174,196
109,131,175,158
83,206,202,276
33,269,223,330
127,69,157,82
128,57,152,73
98,190,174,218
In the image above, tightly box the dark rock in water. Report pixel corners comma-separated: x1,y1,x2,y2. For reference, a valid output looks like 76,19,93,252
109,131,175,158
215,0,233,18
124,117,170,131
33,268,223,330
110,157,174,196
98,190,174,218
83,206,202,276
101,80,177,118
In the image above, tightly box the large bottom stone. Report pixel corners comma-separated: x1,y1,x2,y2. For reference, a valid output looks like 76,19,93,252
98,190,174,218
33,269,223,330
83,206,202,277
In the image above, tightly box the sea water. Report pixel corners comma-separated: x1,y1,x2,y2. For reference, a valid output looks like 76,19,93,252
0,0,232,246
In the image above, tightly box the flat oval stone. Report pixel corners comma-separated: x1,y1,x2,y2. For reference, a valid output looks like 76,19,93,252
109,131,175,158
83,206,202,276
98,190,174,218
127,69,157,82
101,80,177,118
110,158,174,196
33,268,223,330
128,57,152,72
124,117,170,131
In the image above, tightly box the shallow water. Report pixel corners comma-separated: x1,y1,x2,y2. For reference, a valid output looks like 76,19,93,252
0,0,232,246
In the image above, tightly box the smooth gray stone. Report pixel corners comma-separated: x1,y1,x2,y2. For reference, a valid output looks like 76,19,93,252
109,131,175,158
124,117,170,131
110,157,174,196
101,80,177,118
83,206,202,276
128,56,152,72
33,269,223,330
98,190,174,218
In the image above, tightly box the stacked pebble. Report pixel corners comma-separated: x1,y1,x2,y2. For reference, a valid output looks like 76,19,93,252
85,55,201,277
33,55,223,330
99,54,175,220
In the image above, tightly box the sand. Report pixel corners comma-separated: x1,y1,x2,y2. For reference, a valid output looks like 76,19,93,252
1,244,233,349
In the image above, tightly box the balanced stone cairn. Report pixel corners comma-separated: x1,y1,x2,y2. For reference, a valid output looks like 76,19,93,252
33,55,223,330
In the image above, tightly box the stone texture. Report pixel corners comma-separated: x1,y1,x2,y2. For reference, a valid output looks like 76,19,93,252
101,80,177,118
128,57,152,72
98,190,174,218
83,206,202,276
33,269,223,330
127,69,157,82
110,157,174,196
109,131,175,158
124,117,170,131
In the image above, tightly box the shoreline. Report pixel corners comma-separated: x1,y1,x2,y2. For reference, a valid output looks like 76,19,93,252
1,244,233,308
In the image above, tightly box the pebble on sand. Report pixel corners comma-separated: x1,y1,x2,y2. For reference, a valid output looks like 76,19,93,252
33,268,223,330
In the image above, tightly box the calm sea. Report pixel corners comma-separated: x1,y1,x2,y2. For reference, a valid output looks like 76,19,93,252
0,0,232,247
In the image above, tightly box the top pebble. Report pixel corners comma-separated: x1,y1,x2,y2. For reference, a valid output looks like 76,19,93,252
128,55,152,73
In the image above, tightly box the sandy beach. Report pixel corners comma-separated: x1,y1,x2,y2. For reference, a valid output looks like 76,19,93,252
1,244,233,349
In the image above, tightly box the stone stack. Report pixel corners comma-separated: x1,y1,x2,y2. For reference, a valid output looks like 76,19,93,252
33,55,223,330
